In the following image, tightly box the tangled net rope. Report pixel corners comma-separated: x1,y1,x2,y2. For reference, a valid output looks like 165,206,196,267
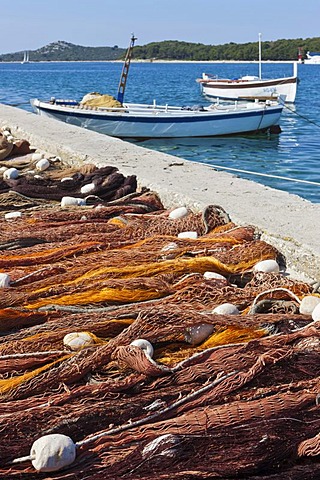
0,146,319,479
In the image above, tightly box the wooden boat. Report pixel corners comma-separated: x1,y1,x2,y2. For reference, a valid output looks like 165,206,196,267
30,97,284,139
197,35,298,103
30,34,283,139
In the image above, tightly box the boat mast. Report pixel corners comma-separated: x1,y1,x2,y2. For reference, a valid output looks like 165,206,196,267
117,34,137,104
258,33,262,79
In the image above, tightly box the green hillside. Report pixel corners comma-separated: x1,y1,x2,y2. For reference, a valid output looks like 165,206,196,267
0,37,319,62
0,41,126,62
132,38,320,61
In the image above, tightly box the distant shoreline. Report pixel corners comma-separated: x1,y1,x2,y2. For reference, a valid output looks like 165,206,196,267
0,59,298,64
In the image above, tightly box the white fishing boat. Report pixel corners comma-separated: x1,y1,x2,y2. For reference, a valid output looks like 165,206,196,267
304,52,320,64
21,51,30,64
197,34,298,103
30,34,284,139
30,97,284,139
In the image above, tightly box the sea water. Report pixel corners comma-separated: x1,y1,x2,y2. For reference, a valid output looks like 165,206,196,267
0,61,319,203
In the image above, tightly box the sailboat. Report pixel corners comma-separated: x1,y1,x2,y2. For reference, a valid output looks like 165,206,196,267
21,51,30,64
196,34,298,103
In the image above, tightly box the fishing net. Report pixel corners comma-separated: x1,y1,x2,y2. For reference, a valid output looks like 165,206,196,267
80,93,123,108
0,151,319,479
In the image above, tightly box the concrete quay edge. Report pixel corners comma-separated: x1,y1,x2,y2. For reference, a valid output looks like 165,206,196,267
0,103,319,283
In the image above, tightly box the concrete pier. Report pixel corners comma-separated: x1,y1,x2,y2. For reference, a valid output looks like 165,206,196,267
0,103,319,282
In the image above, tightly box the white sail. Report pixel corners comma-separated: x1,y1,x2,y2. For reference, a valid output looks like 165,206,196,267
21,51,30,64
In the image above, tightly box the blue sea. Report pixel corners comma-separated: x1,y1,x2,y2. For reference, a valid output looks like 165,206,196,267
0,61,319,203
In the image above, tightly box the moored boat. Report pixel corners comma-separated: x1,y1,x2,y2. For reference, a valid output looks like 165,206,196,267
196,34,298,103
30,97,284,139
304,51,320,64
197,66,298,103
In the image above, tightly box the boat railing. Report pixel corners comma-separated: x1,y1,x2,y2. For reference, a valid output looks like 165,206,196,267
43,98,280,116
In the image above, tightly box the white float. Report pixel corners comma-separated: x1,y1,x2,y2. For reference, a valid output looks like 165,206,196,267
312,303,320,321
130,339,154,357
177,231,198,239
203,271,227,281
30,434,76,472
31,153,44,162
299,296,320,315
212,303,240,315
61,196,86,207
61,177,74,182
169,206,188,220
0,273,10,288
5,211,22,220
3,167,19,180
63,332,95,351
161,242,178,252
80,183,95,194
253,259,280,273
35,158,50,171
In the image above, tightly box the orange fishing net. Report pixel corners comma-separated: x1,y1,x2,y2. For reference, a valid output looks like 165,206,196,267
0,160,318,479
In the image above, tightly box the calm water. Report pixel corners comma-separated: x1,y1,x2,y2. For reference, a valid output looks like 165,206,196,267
0,61,319,203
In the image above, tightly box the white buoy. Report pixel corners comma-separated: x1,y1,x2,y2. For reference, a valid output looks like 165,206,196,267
80,183,95,194
130,339,154,357
1,129,11,136
203,271,227,281
0,273,10,288
61,177,74,182
0,166,7,175
5,211,22,220
161,242,178,252
312,303,320,321
299,296,320,315
30,434,76,472
3,167,19,180
184,323,214,345
177,231,198,239
31,153,44,162
63,332,95,351
35,158,50,171
212,303,240,315
253,259,280,273
61,196,86,207
169,206,188,220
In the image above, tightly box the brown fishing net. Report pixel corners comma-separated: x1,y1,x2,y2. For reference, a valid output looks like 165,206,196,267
0,152,319,479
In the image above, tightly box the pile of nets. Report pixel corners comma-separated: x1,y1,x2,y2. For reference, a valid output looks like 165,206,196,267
80,93,123,108
0,140,319,479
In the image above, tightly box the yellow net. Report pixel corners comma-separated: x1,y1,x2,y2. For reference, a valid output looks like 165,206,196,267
80,93,123,108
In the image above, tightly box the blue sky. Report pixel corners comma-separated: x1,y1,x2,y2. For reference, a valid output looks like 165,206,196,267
1,0,319,54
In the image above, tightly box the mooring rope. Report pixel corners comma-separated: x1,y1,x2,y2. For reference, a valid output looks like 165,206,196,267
202,162,320,187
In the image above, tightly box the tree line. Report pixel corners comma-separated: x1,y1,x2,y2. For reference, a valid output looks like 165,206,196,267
1,38,319,62
132,38,320,61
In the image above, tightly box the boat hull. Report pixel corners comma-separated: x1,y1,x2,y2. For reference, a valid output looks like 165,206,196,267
198,76,297,103
31,100,283,139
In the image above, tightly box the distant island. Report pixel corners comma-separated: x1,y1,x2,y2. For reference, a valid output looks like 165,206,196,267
1,37,319,62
